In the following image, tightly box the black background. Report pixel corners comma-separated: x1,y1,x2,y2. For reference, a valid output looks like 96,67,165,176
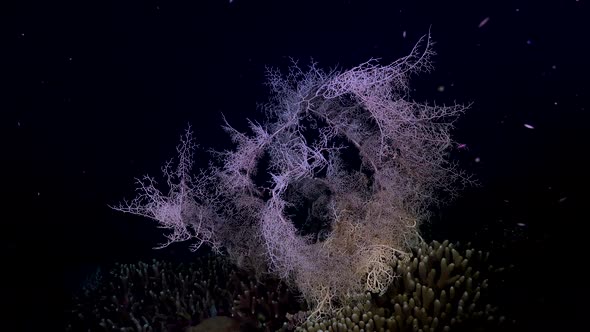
3,0,588,330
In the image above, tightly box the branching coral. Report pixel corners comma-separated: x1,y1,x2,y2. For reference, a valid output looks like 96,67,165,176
111,32,477,320
65,255,301,332
281,240,513,332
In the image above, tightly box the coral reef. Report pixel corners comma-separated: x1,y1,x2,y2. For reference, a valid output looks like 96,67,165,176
281,240,513,332
66,240,512,331
111,34,477,318
65,254,301,331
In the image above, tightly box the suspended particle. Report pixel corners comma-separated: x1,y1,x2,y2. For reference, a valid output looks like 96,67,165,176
478,17,490,28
